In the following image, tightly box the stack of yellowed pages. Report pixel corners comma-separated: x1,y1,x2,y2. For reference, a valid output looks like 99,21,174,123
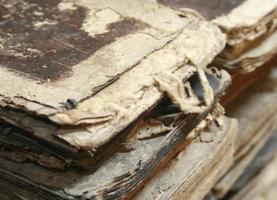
0,0,276,199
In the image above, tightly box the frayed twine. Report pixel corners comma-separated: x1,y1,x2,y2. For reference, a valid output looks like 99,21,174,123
154,67,214,114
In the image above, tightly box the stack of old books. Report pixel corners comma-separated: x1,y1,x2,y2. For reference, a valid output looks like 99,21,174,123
0,0,276,199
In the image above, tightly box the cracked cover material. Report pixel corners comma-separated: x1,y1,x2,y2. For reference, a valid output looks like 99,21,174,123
0,0,225,123
0,0,226,161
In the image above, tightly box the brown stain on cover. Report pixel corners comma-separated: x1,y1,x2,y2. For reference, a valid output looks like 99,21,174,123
0,0,147,81
158,0,245,20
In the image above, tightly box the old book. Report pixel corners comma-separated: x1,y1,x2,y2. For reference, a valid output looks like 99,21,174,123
136,66,277,200
0,0,226,169
237,156,277,200
204,132,277,200
220,59,273,105
135,116,238,200
135,67,277,200
0,68,230,170
157,0,277,72
1,1,275,199
213,125,275,198
0,104,227,199
214,4,277,73
213,88,277,197
225,131,277,200
227,68,277,159
204,67,277,199
216,32,277,72
0,37,231,199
